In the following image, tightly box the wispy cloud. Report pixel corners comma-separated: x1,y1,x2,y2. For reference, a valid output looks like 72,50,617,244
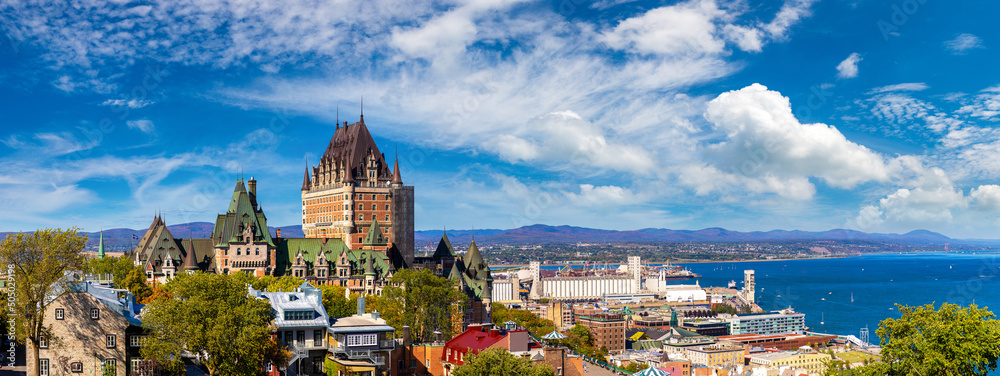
867,82,929,95
944,33,984,54
126,119,157,135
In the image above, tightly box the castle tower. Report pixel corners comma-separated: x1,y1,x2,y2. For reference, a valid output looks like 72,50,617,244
301,115,414,267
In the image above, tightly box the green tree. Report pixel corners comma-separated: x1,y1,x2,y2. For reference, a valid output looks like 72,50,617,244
122,268,152,301
86,255,137,285
368,269,467,343
452,347,554,376
855,303,1000,376
623,363,649,372
317,284,357,318
140,272,290,376
263,275,306,292
0,228,87,376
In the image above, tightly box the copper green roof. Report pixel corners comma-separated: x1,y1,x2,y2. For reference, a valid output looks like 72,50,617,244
361,218,387,246
211,179,274,247
274,237,393,278
364,253,376,276
431,230,456,259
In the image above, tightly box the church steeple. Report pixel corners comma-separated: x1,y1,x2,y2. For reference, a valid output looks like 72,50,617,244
97,230,105,259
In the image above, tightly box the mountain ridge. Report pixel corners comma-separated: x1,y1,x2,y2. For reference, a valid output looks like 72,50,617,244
2,222,969,251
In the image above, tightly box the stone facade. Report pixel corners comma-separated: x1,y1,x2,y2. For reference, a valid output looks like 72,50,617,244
36,283,142,376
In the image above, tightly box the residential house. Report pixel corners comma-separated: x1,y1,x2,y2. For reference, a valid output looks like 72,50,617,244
327,300,397,376
251,282,330,376
36,282,144,376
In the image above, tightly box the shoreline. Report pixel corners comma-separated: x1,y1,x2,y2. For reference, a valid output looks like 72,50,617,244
491,250,1000,269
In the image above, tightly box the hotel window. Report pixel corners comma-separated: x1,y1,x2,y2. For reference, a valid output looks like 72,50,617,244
38,336,48,349
255,248,260,255
104,359,116,374
385,204,389,210
91,308,100,320
55,308,64,320
39,359,49,376
130,359,142,374
131,335,144,347
359,204,364,210
70,362,83,373
346,334,377,346
385,215,389,221
314,330,323,346
107,334,116,348
359,215,364,220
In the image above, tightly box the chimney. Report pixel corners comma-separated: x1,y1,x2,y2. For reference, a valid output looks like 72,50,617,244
323,237,328,244
357,296,365,316
248,178,256,197
276,229,282,239
403,325,411,347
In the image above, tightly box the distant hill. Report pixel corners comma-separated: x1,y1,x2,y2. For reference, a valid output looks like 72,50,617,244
0,223,963,252
413,224,956,247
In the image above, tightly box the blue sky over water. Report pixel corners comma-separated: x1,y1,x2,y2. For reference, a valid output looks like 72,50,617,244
2,0,1000,238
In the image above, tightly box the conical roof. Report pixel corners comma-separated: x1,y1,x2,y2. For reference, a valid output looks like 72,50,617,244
392,157,402,185
364,253,376,276
362,218,386,246
184,239,198,270
431,230,456,259
301,165,311,191
97,230,105,259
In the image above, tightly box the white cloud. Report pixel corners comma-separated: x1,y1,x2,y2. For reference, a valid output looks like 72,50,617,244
722,24,764,52
127,119,157,135
701,84,893,192
971,185,1000,211
564,184,637,207
102,98,154,109
601,0,727,56
867,83,929,95
957,89,1000,120
761,0,818,40
481,111,655,175
944,33,984,54
836,53,862,79
868,94,933,124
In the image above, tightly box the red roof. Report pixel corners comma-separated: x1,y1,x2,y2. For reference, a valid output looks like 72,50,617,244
443,326,508,364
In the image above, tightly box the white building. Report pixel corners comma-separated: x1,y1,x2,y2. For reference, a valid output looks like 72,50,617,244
249,282,330,375
730,307,806,335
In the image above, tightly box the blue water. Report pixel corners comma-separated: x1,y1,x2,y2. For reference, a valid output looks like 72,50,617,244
671,252,1000,343
521,252,1000,343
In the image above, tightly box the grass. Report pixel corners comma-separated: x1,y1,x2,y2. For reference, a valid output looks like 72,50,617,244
836,351,877,363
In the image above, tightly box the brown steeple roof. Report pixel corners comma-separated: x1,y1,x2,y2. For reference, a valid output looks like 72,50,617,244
314,116,390,187
392,156,402,185
301,164,311,191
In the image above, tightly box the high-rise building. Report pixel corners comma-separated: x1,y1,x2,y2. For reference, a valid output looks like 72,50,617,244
301,115,415,266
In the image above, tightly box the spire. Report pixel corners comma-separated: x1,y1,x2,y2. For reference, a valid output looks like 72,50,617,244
301,162,311,191
97,229,105,259
184,239,198,271
364,253,376,276
392,156,403,185
360,96,363,122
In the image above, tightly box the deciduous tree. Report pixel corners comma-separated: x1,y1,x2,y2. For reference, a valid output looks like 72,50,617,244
856,303,1000,376
368,269,467,343
140,272,289,376
452,347,554,376
0,228,87,376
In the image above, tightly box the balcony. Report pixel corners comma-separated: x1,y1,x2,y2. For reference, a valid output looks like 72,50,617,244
380,339,396,349
332,348,386,365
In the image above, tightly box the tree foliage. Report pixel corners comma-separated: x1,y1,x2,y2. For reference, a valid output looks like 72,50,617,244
491,303,554,336
368,268,467,343
0,228,87,376
140,272,289,376
623,363,649,372
452,347,554,376
87,255,152,300
855,303,1000,376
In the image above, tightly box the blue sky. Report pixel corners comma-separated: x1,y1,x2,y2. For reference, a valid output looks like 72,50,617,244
2,0,1000,238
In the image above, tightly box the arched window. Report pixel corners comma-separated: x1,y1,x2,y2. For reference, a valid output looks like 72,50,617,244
236,248,241,256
